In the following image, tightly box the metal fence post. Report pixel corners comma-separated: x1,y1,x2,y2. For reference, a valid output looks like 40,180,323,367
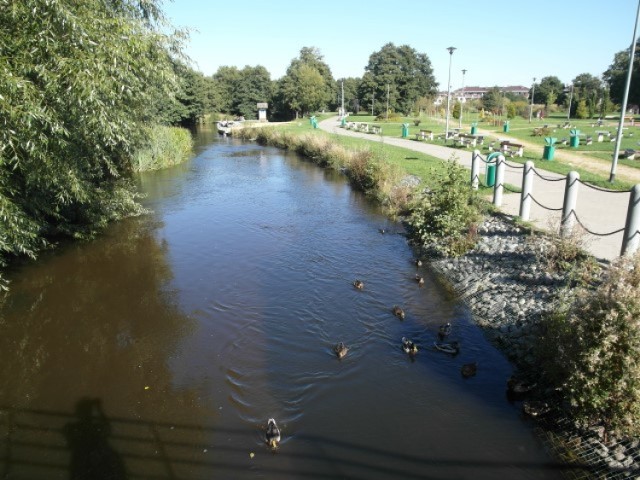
561,171,580,237
493,154,505,207
519,161,534,221
471,150,480,190
621,184,640,256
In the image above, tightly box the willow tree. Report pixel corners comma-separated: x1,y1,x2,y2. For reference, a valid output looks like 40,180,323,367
0,0,181,280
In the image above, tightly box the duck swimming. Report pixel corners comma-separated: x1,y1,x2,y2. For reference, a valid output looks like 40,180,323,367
415,258,423,267
392,305,405,320
415,274,425,286
401,337,418,355
333,342,349,359
434,341,460,355
461,362,477,378
438,322,452,338
265,418,281,449
353,279,364,290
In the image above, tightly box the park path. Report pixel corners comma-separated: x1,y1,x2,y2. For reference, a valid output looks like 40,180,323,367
318,116,633,261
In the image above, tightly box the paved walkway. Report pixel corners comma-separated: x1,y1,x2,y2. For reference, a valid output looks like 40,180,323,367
318,116,632,261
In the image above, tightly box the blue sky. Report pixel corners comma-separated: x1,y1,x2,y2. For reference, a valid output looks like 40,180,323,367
163,0,638,90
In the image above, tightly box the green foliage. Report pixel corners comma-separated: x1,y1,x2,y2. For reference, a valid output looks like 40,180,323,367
452,102,461,120
132,125,193,172
540,254,640,438
0,0,181,278
575,99,589,119
536,76,565,107
604,43,640,105
506,103,516,119
357,43,437,116
280,47,335,118
481,87,504,114
408,159,485,256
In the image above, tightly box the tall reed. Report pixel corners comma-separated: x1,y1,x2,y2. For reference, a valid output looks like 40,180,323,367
132,125,193,172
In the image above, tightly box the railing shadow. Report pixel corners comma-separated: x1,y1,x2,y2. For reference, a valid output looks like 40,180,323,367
0,400,594,480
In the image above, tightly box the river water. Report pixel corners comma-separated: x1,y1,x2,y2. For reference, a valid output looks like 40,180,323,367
0,127,565,479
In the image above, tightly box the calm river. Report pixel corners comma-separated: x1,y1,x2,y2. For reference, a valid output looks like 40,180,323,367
0,127,565,479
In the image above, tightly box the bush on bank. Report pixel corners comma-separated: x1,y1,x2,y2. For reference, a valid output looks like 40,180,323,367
132,125,194,172
540,253,640,440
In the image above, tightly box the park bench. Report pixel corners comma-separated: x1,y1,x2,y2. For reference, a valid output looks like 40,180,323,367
596,131,611,142
456,134,478,148
358,123,369,133
415,129,433,141
370,125,382,135
580,135,593,146
500,141,524,157
624,149,637,160
559,122,571,129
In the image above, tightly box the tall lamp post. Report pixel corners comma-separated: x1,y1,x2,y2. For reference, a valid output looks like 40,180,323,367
611,0,640,182
529,77,536,123
567,82,575,120
444,46,456,141
459,69,467,128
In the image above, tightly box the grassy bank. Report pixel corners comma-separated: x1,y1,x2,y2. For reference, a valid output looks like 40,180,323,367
132,125,194,173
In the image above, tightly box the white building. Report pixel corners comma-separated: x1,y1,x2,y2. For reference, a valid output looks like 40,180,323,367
434,85,530,105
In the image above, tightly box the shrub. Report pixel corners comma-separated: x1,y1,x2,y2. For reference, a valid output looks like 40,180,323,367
540,253,640,440
413,118,421,126
408,158,485,256
132,125,193,172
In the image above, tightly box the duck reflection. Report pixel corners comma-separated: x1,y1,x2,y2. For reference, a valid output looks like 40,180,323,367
64,398,127,480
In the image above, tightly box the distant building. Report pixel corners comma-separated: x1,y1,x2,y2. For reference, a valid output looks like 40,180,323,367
434,86,530,105
257,102,268,122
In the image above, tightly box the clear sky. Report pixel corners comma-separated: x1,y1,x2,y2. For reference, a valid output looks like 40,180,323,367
163,0,639,90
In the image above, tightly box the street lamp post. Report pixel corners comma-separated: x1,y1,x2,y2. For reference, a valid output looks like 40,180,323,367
444,46,456,141
459,69,466,129
529,77,536,123
567,82,575,120
611,0,640,182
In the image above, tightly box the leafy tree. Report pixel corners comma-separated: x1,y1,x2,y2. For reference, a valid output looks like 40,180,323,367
575,99,589,119
603,42,640,105
536,76,564,108
233,66,272,119
280,47,334,117
452,101,461,120
0,0,180,278
213,66,242,114
481,87,504,114
357,43,437,116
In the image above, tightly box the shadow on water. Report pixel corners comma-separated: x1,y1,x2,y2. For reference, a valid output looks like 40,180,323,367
0,403,592,480
63,398,127,480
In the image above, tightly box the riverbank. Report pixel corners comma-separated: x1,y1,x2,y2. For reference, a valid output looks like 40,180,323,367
424,213,640,478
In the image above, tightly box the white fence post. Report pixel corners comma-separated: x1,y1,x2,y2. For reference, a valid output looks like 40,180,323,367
561,171,580,237
471,150,480,190
519,161,534,221
493,155,505,207
622,184,640,256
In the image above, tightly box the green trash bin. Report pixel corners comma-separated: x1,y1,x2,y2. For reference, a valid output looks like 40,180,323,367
341,117,346,127
486,162,496,187
310,116,316,126
543,145,555,160
503,121,510,133
312,118,318,129
471,123,478,135
401,123,409,138
570,135,579,147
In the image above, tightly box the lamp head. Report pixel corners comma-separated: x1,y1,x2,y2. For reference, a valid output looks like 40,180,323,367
446,46,456,55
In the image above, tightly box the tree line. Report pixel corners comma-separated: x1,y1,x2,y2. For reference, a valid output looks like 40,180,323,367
175,42,640,123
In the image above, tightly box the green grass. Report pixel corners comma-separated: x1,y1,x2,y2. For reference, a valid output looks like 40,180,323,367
268,113,635,191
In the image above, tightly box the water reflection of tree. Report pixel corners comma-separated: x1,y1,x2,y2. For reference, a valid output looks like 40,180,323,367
64,398,127,480
0,217,196,418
